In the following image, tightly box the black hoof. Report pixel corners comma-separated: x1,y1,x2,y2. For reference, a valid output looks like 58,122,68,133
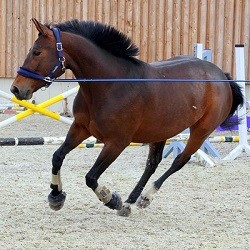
48,191,66,211
104,192,123,210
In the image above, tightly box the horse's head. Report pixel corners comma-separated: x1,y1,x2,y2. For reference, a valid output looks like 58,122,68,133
11,18,66,100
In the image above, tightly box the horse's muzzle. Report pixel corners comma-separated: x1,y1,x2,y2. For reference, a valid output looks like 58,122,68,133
10,85,32,100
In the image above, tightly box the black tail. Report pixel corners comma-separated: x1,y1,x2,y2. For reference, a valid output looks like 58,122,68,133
220,73,244,129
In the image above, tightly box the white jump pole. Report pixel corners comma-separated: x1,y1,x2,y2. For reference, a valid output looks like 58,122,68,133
224,44,250,160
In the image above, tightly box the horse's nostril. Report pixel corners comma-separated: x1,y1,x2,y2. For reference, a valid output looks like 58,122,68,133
10,86,20,95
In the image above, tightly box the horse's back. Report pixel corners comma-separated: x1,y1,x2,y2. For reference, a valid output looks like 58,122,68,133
150,55,199,68
150,55,226,80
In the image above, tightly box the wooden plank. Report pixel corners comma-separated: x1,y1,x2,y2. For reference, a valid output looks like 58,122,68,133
140,0,149,61
241,0,250,80
109,0,118,27
95,0,103,22
81,0,88,19
46,0,54,21
147,0,157,62
12,0,20,76
132,0,140,50
59,0,67,21
231,0,242,77
0,0,7,76
103,0,110,24
156,0,166,60
88,0,96,20
172,0,181,57
125,0,133,38
214,0,225,69
53,0,61,22
65,0,74,20
5,0,13,77
117,0,125,32
180,0,190,55
39,0,46,22
206,0,216,62
24,0,33,64
188,0,198,55
165,0,173,59
223,0,234,73
197,0,207,46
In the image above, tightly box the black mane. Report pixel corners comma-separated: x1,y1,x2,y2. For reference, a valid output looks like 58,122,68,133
50,19,140,62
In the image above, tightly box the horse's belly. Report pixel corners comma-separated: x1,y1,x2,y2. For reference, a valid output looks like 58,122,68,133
131,111,200,143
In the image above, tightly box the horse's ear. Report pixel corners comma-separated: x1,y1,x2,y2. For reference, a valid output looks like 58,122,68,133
31,18,50,36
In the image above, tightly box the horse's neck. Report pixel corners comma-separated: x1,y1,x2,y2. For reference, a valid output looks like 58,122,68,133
62,32,130,79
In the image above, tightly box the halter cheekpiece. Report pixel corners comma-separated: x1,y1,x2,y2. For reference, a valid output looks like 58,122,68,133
17,28,65,88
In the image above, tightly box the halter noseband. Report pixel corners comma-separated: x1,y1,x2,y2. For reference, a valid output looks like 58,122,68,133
17,28,65,88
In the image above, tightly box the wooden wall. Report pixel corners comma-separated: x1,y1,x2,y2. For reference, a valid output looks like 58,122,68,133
0,0,249,80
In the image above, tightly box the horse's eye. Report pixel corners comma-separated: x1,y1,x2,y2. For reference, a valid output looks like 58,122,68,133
33,50,41,56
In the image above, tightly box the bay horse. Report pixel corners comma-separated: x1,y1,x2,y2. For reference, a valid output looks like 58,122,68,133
11,19,243,217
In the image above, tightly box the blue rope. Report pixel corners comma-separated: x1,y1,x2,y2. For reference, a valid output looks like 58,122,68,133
53,78,250,83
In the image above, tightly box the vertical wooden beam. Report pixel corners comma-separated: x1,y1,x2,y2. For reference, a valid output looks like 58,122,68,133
165,0,173,59
172,0,181,57
180,0,190,55
242,0,250,81
156,0,165,60
66,0,74,20
214,0,225,69
197,0,207,46
132,0,140,51
223,0,234,73
117,0,125,31
206,0,216,63
147,0,157,62
0,0,6,76
125,0,133,38
140,0,149,61
188,0,198,55
88,0,96,20
109,0,118,27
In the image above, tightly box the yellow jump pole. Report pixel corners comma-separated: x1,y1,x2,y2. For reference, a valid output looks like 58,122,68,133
0,87,79,128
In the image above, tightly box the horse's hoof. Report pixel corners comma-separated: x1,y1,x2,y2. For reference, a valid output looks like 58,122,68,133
48,191,66,211
105,192,123,210
117,204,131,217
136,195,152,209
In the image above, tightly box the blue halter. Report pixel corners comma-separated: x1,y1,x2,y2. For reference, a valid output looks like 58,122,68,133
17,28,66,88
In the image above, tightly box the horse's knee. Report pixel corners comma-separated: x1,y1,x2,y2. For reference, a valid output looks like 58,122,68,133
85,174,97,190
52,150,65,173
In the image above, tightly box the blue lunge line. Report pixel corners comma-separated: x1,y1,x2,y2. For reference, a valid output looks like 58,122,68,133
53,78,250,83
16,70,250,83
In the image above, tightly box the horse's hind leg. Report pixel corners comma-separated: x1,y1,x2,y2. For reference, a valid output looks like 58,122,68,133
48,121,90,211
117,141,166,216
137,128,211,209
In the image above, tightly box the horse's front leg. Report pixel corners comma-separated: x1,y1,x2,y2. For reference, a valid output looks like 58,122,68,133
85,141,128,211
48,121,90,211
